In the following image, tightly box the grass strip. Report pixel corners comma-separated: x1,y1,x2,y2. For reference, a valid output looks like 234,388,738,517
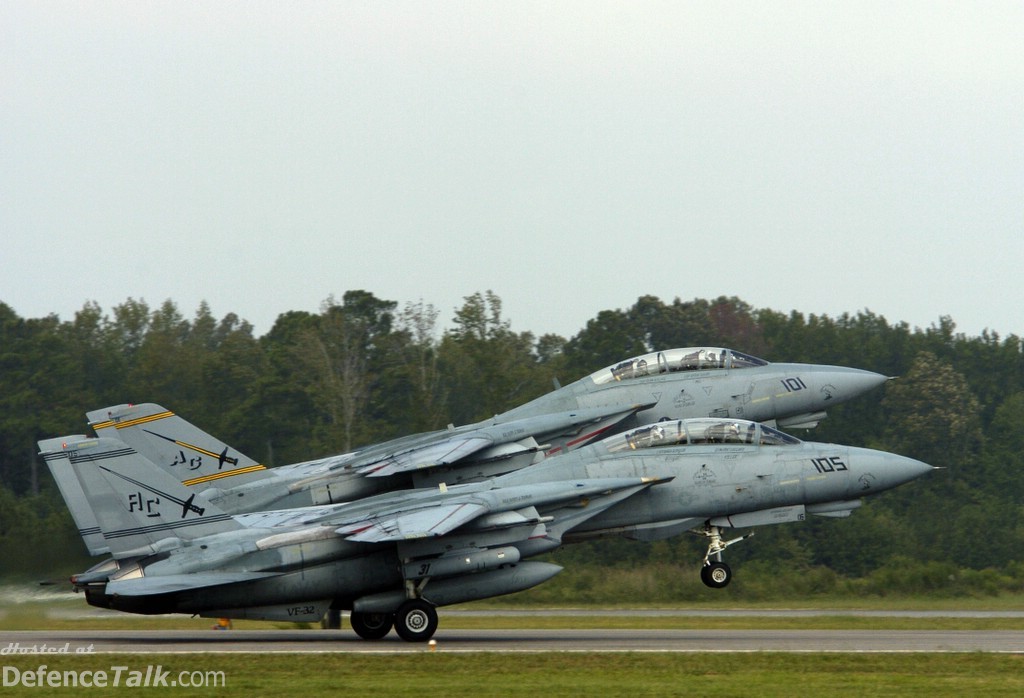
1,652,1022,697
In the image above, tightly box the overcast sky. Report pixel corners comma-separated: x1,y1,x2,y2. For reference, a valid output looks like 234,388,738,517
3,2,1021,343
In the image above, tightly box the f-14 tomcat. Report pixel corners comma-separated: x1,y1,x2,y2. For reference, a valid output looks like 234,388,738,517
45,417,931,642
77,347,887,539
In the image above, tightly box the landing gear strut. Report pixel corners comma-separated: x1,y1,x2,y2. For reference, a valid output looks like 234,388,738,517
696,523,753,589
321,609,342,629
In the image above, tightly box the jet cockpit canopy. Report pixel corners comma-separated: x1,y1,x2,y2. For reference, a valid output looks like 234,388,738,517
590,347,768,386
603,418,801,454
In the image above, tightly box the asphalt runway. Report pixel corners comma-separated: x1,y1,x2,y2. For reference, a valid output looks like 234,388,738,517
3,627,1023,653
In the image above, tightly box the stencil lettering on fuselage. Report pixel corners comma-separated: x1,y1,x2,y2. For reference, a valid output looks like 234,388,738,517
693,466,717,486
673,391,696,409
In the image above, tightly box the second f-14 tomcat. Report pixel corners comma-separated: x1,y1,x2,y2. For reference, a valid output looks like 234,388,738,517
46,417,931,642
501,346,888,435
79,347,887,534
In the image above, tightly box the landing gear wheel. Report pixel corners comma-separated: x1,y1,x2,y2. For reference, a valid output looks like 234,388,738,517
701,561,732,589
350,611,393,640
393,600,438,643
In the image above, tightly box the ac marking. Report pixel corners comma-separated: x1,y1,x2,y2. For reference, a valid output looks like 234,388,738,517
99,465,206,518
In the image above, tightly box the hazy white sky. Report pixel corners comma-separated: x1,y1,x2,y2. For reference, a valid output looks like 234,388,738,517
3,2,1021,341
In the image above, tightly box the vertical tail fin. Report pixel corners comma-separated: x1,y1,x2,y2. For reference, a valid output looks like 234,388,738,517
87,403,271,491
63,437,243,558
38,436,109,556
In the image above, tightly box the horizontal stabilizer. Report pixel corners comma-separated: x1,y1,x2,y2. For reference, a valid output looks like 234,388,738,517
106,571,279,597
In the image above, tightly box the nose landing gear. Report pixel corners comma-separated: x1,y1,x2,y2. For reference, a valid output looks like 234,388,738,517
700,560,732,588
697,523,753,588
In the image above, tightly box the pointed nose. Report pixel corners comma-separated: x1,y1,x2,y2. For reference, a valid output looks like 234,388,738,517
886,453,935,485
807,365,889,404
852,448,936,492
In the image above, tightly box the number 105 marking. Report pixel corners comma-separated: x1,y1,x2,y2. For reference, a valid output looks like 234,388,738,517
812,456,847,473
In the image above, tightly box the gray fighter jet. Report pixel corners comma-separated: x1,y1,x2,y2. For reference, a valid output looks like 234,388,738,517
82,347,887,524
80,403,651,539
501,346,889,435
46,417,931,642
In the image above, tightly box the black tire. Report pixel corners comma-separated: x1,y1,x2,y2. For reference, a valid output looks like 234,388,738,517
350,611,393,640
321,609,342,630
393,600,438,643
700,561,732,589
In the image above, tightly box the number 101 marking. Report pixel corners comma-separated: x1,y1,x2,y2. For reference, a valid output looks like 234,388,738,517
781,377,808,392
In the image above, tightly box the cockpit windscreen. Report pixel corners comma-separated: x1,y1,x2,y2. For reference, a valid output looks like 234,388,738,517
590,347,768,385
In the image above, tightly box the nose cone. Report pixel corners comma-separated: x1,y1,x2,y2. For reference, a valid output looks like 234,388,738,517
803,365,889,405
852,448,936,493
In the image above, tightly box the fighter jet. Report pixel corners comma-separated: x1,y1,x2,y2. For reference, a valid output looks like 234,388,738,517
80,403,651,532
45,417,932,642
501,346,890,436
82,346,887,521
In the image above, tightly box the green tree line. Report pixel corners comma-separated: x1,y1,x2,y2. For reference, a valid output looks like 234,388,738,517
2,291,1022,594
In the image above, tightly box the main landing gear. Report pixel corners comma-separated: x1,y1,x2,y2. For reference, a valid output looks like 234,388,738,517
349,610,393,640
697,523,753,589
321,609,342,630
392,599,438,643
348,601,439,642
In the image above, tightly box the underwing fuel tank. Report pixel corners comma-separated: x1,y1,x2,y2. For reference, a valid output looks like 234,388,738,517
401,546,521,580
353,561,562,614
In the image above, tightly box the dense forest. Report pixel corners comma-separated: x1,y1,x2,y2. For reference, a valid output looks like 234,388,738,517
2,291,1023,597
